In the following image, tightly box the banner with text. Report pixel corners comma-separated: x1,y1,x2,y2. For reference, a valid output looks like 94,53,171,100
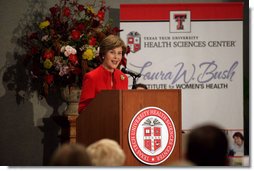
120,3,243,129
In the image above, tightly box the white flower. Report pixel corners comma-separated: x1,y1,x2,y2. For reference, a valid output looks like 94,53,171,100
95,47,100,57
59,65,70,76
62,45,77,57
60,46,65,53
41,35,49,41
64,51,71,57
70,48,77,55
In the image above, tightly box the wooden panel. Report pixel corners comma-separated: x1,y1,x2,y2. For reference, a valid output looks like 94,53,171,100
121,90,181,166
76,90,181,166
76,90,121,146
68,115,78,144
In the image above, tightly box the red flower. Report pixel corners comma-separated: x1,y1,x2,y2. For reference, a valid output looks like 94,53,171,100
71,29,81,41
43,49,54,60
24,0,125,97
97,10,105,21
89,37,97,46
69,54,78,65
44,74,54,85
50,6,58,16
77,23,85,31
78,5,84,11
63,7,71,17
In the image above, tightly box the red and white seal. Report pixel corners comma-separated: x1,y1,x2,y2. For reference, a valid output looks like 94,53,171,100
128,106,176,165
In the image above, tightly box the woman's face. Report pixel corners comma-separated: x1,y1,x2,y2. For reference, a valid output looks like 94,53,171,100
102,47,123,72
234,136,243,146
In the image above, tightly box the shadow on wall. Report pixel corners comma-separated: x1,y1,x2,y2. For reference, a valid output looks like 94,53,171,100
1,0,64,165
109,8,120,28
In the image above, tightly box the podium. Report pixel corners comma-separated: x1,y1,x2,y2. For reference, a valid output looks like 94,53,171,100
76,89,181,166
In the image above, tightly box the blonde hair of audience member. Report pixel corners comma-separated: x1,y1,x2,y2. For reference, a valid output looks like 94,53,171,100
86,138,126,166
50,143,92,166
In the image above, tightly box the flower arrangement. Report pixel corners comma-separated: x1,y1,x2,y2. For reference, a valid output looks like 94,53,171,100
24,0,124,96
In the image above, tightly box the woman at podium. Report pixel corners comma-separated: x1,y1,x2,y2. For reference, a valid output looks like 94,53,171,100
78,35,128,113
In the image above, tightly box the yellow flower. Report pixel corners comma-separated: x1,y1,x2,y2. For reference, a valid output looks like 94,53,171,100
87,5,95,14
39,20,50,29
82,47,95,60
43,59,53,69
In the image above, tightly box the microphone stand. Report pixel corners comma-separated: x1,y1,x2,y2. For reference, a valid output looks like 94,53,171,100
121,67,141,89
131,75,139,89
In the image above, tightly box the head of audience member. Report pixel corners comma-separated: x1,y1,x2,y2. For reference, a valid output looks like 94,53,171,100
132,83,148,90
50,143,92,166
86,138,126,166
185,124,229,166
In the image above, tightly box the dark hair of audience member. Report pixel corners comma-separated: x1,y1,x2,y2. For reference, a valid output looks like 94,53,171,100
132,83,148,90
185,124,229,166
50,143,92,166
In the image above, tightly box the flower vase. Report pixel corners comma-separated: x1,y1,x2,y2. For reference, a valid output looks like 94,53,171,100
61,86,81,115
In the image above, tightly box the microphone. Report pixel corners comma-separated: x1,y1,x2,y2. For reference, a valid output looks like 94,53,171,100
121,68,141,78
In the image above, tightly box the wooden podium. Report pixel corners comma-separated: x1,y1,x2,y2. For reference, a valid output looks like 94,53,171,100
76,89,181,166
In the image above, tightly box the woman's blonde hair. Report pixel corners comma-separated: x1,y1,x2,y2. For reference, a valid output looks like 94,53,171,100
99,35,126,58
86,138,126,166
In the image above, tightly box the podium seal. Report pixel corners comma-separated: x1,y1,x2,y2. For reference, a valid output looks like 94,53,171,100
128,106,176,165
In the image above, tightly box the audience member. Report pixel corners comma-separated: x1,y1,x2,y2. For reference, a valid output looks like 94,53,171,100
132,83,148,90
50,143,92,166
185,124,229,166
86,138,126,166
